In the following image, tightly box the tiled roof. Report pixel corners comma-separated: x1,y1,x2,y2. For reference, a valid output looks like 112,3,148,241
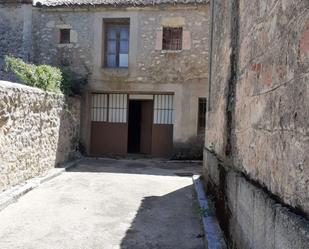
0,0,33,3
33,0,208,7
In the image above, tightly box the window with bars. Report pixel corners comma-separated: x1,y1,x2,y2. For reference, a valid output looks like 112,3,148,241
91,94,108,122
198,98,207,134
91,93,127,123
108,94,127,123
162,27,183,51
104,20,129,68
153,95,174,125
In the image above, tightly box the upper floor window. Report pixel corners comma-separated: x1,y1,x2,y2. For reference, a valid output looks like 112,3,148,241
60,29,70,44
162,27,182,51
104,20,129,68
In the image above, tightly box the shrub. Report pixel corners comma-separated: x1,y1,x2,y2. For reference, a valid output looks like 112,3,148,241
4,56,88,96
61,68,87,96
172,134,205,160
5,56,62,93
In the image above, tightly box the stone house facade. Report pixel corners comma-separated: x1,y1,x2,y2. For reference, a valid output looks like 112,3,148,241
0,0,210,158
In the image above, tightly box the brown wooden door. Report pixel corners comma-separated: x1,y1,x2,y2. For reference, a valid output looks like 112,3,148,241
91,122,128,156
140,101,153,154
151,94,174,158
90,93,128,156
151,124,173,158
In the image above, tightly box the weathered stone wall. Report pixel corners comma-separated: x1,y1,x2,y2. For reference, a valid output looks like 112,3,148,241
204,153,309,249
31,9,93,79
0,1,32,80
234,0,309,215
30,5,209,154
0,3,209,157
31,6,209,85
0,81,80,192
205,0,233,156
204,0,309,247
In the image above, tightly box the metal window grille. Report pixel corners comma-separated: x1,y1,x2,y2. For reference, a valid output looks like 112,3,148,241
91,94,108,122
198,98,207,133
162,27,182,50
108,94,127,123
154,95,174,124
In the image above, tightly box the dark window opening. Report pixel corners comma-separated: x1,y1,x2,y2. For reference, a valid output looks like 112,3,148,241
59,29,70,44
104,19,129,68
198,98,207,134
162,27,183,50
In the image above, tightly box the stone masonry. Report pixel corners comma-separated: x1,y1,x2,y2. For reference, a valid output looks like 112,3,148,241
0,81,80,192
0,0,32,81
30,5,210,154
204,0,309,248
0,1,210,157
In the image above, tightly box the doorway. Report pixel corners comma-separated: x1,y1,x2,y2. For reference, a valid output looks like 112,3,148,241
128,100,153,154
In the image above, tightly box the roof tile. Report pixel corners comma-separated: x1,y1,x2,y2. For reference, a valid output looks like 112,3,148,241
33,0,208,7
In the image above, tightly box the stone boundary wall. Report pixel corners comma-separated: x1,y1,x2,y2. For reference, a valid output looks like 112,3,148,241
0,81,80,192
206,0,309,213
203,150,309,249
204,0,309,247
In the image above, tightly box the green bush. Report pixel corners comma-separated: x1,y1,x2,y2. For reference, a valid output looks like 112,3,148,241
5,56,87,95
61,68,87,96
5,56,62,93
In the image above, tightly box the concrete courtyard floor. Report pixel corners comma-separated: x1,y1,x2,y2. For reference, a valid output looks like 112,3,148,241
0,158,205,249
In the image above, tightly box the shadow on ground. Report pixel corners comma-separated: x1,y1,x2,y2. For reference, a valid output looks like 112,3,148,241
120,185,204,249
68,157,202,177
69,158,205,248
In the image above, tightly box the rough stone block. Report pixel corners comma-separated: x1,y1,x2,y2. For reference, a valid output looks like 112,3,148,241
226,170,238,215
182,31,191,50
235,177,255,249
0,81,80,192
274,207,309,249
203,149,220,186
